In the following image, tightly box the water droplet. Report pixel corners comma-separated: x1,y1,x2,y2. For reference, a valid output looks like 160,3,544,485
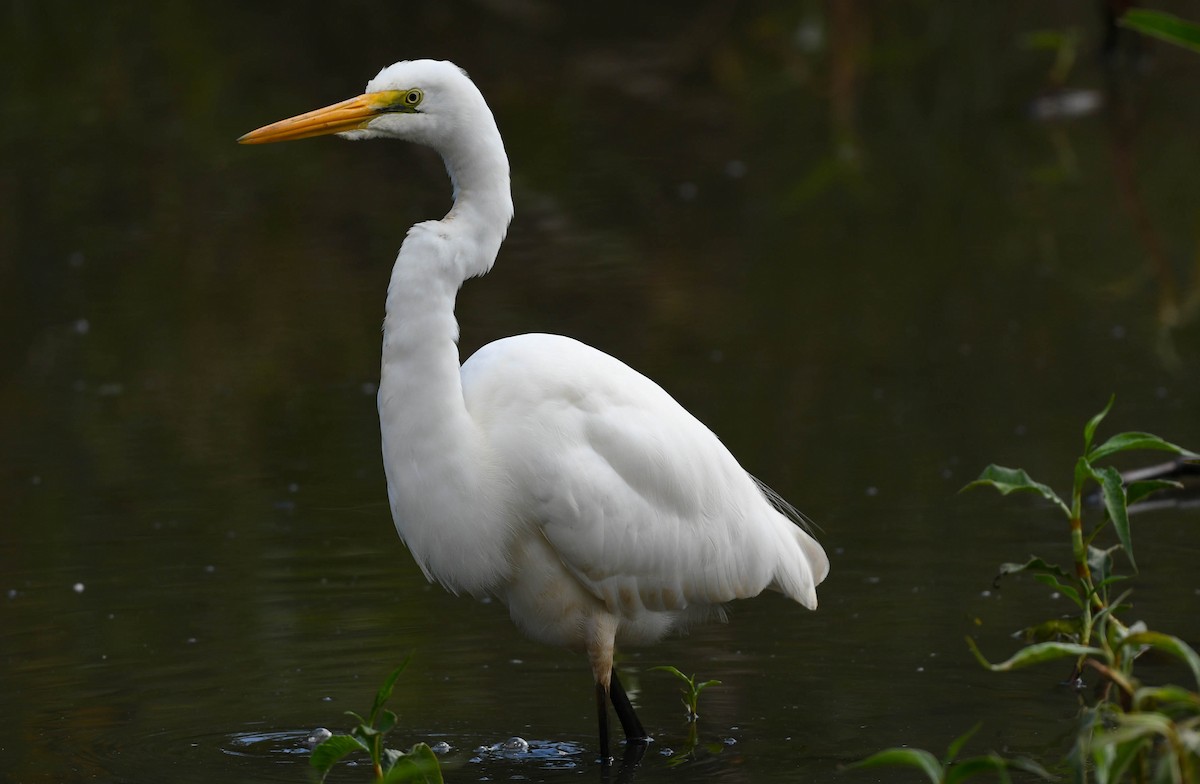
73,582,85,593
502,737,529,753
430,741,450,754
306,728,332,748
73,319,90,335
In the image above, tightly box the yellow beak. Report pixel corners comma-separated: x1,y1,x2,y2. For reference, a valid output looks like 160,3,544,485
238,90,406,144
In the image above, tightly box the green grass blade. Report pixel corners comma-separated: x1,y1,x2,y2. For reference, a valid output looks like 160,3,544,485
967,637,1101,671
962,466,1070,517
847,748,944,782
1121,9,1200,54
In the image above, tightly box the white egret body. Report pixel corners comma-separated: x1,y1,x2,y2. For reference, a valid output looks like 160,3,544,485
240,59,829,760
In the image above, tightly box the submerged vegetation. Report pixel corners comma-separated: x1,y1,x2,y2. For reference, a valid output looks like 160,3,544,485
851,398,1200,782
310,656,443,783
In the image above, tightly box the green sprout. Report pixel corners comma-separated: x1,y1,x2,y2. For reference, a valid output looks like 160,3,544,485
651,665,720,721
310,655,443,783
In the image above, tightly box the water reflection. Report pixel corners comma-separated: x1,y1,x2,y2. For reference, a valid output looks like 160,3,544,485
3,2,1200,783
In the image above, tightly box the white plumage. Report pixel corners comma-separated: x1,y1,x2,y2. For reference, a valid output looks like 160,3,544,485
240,59,829,760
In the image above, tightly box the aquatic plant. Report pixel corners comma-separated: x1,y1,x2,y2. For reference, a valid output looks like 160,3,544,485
651,665,724,766
310,656,443,783
852,398,1200,782
848,723,1053,783
1120,9,1200,55
651,665,721,721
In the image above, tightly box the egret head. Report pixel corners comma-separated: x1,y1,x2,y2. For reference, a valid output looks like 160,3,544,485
238,59,489,151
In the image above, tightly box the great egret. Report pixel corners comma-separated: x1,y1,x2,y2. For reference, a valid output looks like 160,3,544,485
239,59,829,761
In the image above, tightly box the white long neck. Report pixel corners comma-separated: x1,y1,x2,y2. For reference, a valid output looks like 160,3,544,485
377,111,514,596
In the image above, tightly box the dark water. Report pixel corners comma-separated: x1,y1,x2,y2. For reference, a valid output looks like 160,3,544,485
3,3,1200,782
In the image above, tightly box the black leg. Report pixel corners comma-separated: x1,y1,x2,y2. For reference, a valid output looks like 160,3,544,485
609,668,649,742
596,681,611,763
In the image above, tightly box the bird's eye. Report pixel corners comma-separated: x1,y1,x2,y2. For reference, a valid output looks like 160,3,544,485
404,89,423,106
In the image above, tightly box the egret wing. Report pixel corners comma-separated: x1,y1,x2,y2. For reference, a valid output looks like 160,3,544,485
462,334,824,616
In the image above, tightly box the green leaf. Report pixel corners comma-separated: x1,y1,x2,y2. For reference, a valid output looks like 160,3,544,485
371,654,413,723
1020,618,1082,643
962,465,1070,517
847,747,944,783
1004,755,1057,781
310,734,369,777
1088,464,1136,572
1099,711,1174,746
945,755,1011,784
1121,9,1200,54
1087,546,1116,587
966,637,1101,672
1091,735,1150,784
1118,632,1200,690
1133,685,1200,712
1032,573,1083,607
1126,479,1183,506
943,722,981,764
695,679,721,693
380,743,444,783
1087,431,1197,463
997,556,1072,582
1083,395,1115,455
651,665,689,684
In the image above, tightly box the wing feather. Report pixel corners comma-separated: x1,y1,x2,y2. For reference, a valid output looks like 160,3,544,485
462,333,826,616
